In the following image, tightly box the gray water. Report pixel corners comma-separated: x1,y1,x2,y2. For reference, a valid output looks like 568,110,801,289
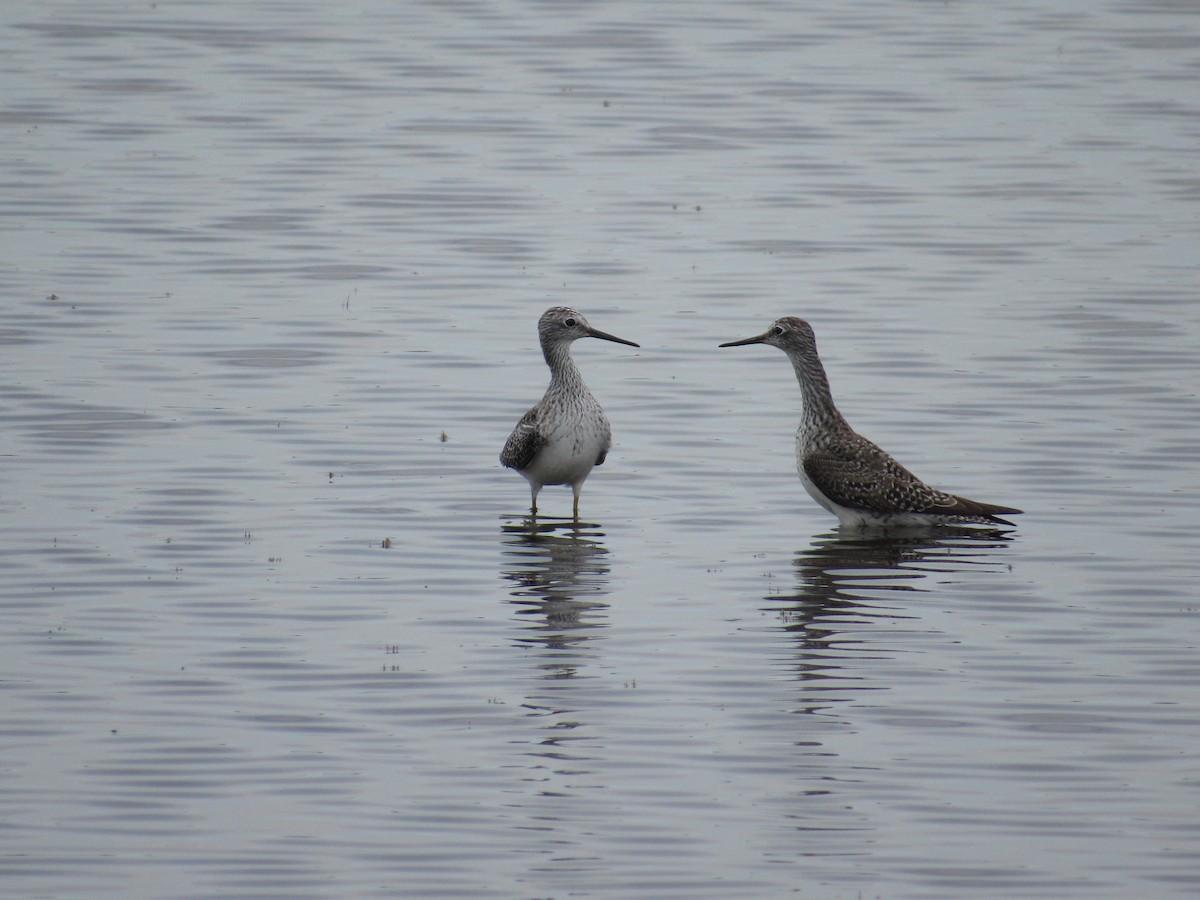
3,0,1199,897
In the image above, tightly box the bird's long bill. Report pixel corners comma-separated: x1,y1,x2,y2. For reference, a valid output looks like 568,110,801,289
586,326,640,348
718,332,768,348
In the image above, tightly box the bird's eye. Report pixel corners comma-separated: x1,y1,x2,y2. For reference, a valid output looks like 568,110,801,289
773,324,785,336
564,317,577,327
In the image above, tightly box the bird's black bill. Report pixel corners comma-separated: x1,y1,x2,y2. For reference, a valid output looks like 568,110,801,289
718,333,768,348
586,327,640,348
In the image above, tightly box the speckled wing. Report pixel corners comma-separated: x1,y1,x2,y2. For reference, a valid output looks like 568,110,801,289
500,407,547,471
802,448,920,514
803,444,1019,522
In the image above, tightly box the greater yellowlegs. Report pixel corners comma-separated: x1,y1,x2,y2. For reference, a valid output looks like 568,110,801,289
501,306,639,520
720,317,1022,528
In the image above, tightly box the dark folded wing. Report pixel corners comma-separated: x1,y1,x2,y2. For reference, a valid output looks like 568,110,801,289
803,450,918,513
803,448,1021,523
500,408,546,471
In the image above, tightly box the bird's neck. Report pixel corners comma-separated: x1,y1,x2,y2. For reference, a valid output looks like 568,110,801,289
790,352,847,435
544,341,585,393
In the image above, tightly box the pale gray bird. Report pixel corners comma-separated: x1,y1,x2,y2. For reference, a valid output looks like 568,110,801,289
501,307,639,520
720,317,1021,528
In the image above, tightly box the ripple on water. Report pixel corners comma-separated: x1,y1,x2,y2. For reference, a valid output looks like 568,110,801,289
3,0,1200,897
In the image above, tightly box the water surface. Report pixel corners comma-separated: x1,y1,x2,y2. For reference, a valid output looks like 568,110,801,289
3,0,1200,897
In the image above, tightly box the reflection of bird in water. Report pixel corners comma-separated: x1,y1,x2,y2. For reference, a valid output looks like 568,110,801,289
500,524,612,776
766,529,1015,712
788,527,1014,606
499,523,611,677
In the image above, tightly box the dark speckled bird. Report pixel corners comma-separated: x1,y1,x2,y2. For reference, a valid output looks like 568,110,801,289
501,307,639,520
720,317,1022,528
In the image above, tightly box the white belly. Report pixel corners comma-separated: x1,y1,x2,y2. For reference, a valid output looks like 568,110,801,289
797,464,838,516
524,415,609,488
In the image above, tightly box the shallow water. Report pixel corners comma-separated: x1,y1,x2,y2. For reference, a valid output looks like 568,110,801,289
3,0,1200,897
